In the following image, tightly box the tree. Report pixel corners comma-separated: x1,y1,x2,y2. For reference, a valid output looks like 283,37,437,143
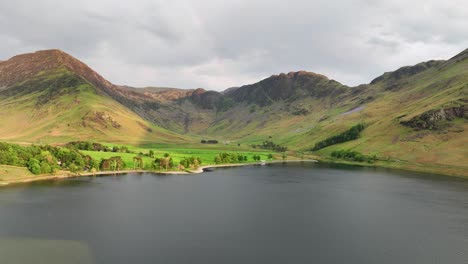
149,150,154,158
152,158,161,170
40,161,52,174
27,158,41,175
160,157,170,170
133,156,144,169
69,164,79,173
267,153,273,160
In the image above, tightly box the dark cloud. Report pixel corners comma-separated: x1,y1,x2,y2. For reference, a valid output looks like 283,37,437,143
0,0,467,90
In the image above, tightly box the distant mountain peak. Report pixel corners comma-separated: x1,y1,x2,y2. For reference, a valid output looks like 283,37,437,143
225,70,346,106
0,49,113,93
370,60,444,86
192,88,207,96
271,71,329,80
7,49,77,65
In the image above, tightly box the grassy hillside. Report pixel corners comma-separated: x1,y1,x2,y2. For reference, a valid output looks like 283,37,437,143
174,51,467,176
0,67,188,144
0,48,466,177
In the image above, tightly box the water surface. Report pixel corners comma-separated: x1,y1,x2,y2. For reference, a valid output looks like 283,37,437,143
1,162,467,263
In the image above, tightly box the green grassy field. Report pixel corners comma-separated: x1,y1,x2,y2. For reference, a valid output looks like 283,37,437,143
81,144,276,170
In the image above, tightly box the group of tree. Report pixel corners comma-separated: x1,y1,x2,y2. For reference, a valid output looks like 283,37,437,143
312,123,366,151
200,139,219,144
252,154,274,161
214,153,249,164
0,142,98,175
252,140,288,152
152,153,175,171
66,141,130,153
252,155,262,161
330,149,377,163
100,156,126,171
179,156,202,170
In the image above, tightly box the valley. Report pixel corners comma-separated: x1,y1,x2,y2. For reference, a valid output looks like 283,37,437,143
0,48,467,179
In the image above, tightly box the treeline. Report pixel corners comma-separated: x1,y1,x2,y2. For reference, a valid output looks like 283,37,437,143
252,140,287,152
152,154,175,170
179,156,202,170
331,149,377,163
99,156,126,171
312,123,366,151
214,153,248,164
0,142,98,175
151,154,202,171
66,141,130,153
200,139,219,144
213,153,273,164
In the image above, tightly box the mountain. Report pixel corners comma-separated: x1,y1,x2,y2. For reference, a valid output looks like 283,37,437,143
226,71,347,106
0,50,187,144
0,48,466,175
108,50,467,175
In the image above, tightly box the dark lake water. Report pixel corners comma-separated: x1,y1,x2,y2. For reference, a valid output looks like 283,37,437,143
1,162,468,264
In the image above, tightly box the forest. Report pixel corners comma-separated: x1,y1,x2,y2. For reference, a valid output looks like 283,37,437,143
0,142,98,174
312,123,366,151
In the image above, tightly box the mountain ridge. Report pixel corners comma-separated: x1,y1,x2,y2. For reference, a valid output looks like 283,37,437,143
0,49,188,144
0,48,466,175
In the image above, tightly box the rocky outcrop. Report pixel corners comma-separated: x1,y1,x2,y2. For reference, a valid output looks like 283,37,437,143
370,60,444,90
400,105,467,130
83,111,121,129
225,71,347,106
189,89,223,110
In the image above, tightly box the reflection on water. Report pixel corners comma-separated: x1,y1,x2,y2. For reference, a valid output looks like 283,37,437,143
0,162,467,264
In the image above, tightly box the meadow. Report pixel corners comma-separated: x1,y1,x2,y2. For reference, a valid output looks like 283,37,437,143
81,143,276,170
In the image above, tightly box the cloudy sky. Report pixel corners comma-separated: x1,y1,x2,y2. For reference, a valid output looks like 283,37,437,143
1,0,467,90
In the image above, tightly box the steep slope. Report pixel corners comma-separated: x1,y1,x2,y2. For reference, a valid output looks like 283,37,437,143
114,71,350,135
226,71,347,106
0,50,188,144
299,51,467,174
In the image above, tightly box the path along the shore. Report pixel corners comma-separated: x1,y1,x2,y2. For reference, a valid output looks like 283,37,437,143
0,160,318,186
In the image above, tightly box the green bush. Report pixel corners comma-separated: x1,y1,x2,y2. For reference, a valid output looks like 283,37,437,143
252,140,287,152
27,158,41,175
330,149,377,163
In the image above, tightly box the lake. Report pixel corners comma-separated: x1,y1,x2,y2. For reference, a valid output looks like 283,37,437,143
0,162,467,264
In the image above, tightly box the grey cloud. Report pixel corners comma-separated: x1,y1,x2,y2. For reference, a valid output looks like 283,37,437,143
0,0,467,90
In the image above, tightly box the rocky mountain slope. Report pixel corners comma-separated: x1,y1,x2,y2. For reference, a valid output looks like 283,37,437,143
0,50,187,144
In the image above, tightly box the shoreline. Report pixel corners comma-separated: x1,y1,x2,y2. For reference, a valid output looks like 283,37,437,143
0,160,317,187
316,158,468,179
2,158,466,187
